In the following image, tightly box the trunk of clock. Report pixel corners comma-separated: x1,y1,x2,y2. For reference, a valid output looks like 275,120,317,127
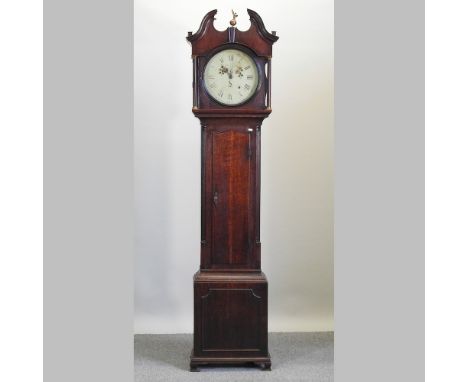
191,116,270,370
200,117,262,270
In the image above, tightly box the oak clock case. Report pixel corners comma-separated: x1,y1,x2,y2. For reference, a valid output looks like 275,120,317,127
187,9,278,371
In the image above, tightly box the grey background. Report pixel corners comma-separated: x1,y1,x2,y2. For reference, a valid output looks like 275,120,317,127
335,0,424,381
44,1,133,381
134,1,334,334
44,1,424,382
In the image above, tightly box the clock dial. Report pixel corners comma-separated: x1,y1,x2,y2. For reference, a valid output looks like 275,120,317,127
203,49,259,106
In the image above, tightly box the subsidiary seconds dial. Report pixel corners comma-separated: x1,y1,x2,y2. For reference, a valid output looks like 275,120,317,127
203,49,259,106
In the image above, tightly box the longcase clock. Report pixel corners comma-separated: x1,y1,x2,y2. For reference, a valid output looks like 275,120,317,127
186,9,278,371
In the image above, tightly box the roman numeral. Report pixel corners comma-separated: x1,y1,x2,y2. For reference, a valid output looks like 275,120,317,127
229,55,234,61
218,90,223,98
228,94,232,101
244,84,251,90
247,75,253,80
244,65,250,70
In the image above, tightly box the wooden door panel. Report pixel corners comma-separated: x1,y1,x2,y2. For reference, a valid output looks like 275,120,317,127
211,130,252,266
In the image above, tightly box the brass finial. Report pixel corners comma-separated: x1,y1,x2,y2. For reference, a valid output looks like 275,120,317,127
230,10,238,27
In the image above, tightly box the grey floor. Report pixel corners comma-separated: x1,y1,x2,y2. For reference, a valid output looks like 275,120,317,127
134,332,333,382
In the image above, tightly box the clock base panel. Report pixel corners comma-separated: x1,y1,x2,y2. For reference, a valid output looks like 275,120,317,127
192,271,269,370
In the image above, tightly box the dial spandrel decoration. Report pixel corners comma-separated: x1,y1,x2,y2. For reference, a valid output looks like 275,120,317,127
203,49,259,106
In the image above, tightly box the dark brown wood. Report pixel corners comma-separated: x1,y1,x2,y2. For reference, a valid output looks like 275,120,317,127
200,119,263,271
191,271,270,370
187,9,278,57
187,9,278,371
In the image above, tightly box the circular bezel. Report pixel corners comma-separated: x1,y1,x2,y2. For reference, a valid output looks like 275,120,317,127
202,47,261,107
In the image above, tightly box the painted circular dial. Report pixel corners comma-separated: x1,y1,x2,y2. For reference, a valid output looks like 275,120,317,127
203,49,259,106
